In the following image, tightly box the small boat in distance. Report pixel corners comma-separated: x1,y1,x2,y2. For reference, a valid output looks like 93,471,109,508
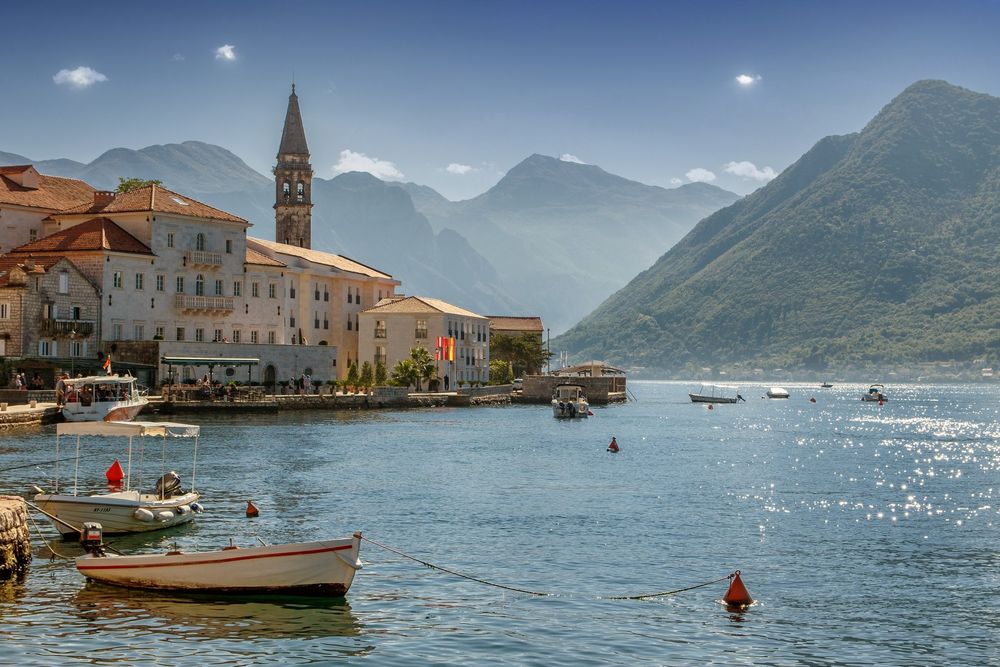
766,387,790,399
62,374,149,422
76,523,363,597
862,384,887,402
552,383,590,418
689,384,744,404
820,381,834,388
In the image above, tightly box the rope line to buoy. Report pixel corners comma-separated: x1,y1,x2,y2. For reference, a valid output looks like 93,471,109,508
361,535,737,601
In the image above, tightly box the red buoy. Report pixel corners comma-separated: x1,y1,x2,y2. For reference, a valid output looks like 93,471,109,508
105,459,124,484
246,500,259,518
607,437,619,453
723,570,754,608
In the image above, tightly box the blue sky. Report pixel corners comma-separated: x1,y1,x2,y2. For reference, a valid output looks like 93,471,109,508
2,0,1000,199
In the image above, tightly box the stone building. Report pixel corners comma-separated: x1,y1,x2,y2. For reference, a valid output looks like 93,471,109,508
0,165,94,255
274,85,313,249
358,296,490,387
487,315,545,375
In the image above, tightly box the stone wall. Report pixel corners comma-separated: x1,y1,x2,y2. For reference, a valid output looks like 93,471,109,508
0,496,30,580
521,375,627,404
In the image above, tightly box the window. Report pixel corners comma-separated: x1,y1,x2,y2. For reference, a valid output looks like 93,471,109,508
269,283,276,299
252,282,259,298
176,327,185,341
113,271,123,288
289,283,296,299
113,323,123,340
289,315,296,327
314,285,320,300
347,316,353,331
71,340,84,357
375,320,387,338
134,324,144,340
167,233,174,248
233,281,242,297
283,181,291,202
195,274,205,296
314,312,320,329
176,276,185,293
346,289,352,304
375,346,387,367
225,239,233,254
268,331,275,344
58,272,69,294
156,275,165,292
72,306,81,320
215,279,224,296
232,330,241,343
196,233,206,251
195,328,205,342
296,181,305,202
38,339,53,356
324,289,329,302
155,326,164,339
251,330,259,344
214,329,223,342
0,303,8,319
415,319,428,339
135,273,144,290
323,316,329,330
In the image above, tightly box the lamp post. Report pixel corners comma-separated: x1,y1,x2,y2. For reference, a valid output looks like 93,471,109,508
69,330,76,377
546,328,550,375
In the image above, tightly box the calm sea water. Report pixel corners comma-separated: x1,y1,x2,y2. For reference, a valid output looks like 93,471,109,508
1,381,998,666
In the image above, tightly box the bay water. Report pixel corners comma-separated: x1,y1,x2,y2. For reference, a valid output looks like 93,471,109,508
1,381,997,665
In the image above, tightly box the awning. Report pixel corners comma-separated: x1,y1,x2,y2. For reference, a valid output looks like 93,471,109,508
160,357,259,367
57,421,201,437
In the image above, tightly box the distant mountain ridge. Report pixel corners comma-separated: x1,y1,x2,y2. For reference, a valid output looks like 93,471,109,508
555,80,1000,374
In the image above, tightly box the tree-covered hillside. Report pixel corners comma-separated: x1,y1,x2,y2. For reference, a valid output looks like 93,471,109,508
555,80,1000,373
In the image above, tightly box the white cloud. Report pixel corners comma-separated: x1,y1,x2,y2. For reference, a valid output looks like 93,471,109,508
736,73,762,86
685,167,717,183
670,177,683,185
724,160,777,182
215,44,237,61
171,53,185,62
52,66,108,89
446,163,474,175
559,153,584,164
333,149,404,180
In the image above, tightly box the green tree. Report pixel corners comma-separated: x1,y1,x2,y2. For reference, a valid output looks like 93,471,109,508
390,359,419,389
359,361,374,393
409,346,437,391
490,332,550,377
489,359,514,385
116,177,162,193
374,360,388,386
346,361,360,393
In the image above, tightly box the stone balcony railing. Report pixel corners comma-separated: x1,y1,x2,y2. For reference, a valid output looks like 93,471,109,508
174,295,234,313
184,250,223,266
38,318,95,337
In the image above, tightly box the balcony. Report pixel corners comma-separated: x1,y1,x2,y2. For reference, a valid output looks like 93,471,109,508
39,318,95,337
174,294,234,313
184,250,223,266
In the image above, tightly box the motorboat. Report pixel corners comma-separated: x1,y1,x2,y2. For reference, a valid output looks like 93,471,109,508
552,383,589,418
766,387,790,399
33,421,204,538
862,384,887,402
62,374,149,422
76,523,363,597
820,381,834,388
689,384,744,404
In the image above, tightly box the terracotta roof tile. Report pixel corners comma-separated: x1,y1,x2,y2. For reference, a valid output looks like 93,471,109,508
9,217,153,255
363,295,485,318
58,184,247,224
0,170,96,211
245,245,286,267
248,237,394,280
0,255,65,288
487,316,544,332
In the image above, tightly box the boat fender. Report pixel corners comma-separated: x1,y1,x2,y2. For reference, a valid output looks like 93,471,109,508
155,510,176,522
176,505,191,515
190,502,204,513
133,508,155,522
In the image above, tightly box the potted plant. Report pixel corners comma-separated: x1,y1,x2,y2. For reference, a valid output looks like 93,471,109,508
326,379,337,395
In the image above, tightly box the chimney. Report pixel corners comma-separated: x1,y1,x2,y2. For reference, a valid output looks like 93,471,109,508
93,191,115,207
24,254,35,271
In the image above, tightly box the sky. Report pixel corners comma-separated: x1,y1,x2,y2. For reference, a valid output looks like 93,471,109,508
3,1,1000,200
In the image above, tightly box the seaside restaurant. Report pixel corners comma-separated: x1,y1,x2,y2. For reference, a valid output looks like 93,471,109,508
160,356,260,398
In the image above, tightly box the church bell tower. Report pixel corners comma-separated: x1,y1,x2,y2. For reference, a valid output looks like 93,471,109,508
274,84,313,248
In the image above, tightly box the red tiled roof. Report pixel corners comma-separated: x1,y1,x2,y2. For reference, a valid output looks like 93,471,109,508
488,316,544,332
9,217,153,255
245,245,286,267
0,255,64,288
0,171,96,211
57,184,247,224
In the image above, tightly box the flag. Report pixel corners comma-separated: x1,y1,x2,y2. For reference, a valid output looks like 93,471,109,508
448,337,456,362
435,336,445,361
102,355,111,373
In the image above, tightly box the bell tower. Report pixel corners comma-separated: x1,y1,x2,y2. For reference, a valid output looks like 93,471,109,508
274,84,313,248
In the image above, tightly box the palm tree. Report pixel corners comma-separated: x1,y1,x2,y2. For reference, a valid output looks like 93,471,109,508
390,359,419,390
409,346,437,392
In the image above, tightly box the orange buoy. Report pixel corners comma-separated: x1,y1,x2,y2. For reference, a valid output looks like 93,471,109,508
607,437,619,453
723,570,753,608
105,459,124,484
246,500,259,518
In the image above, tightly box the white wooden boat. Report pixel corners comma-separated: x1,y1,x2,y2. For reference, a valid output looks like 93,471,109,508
551,383,589,418
862,383,887,402
766,387,790,399
62,374,149,422
689,384,744,404
34,421,203,537
76,525,363,597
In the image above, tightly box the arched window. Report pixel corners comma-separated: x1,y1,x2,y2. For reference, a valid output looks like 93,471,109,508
283,181,291,202
196,233,205,251
296,181,305,202
195,274,205,296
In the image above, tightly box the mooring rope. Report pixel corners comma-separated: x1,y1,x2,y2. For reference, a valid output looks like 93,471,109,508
361,534,735,601
25,509,73,561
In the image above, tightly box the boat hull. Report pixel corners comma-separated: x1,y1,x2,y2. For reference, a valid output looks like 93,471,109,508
861,395,887,402
76,534,362,596
552,400,589,418
34,491,200,537
689,394,737,404
62,397,149,422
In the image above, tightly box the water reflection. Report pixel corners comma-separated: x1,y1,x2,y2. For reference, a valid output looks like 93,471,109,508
73,582,366,641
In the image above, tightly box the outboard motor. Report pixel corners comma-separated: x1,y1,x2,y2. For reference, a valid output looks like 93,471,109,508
80,522,105,555
155,471,182,498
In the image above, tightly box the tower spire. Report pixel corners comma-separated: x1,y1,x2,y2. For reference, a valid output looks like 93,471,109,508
274,85,313,248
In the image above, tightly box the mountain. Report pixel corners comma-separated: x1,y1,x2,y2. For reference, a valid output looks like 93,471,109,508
555,80,1000,374
411,155,740,332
